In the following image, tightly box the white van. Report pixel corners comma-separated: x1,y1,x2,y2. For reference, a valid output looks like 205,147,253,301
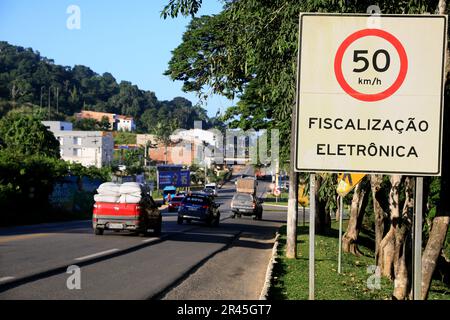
204,183,218,196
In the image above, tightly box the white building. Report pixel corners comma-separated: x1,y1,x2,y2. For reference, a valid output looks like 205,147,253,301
43,121,114,168
171,128,224,167
172,128,218,147
116,115,136,132
55,131,114,168
42,121,73,132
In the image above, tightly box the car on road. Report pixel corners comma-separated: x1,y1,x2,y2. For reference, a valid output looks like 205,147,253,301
202,187,216,197
281,180,290,191
168,195,185,212
231,193,263,220
93,194,162,236
204,183,218,196
177,193,221,226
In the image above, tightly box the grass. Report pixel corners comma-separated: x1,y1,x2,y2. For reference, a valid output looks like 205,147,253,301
268,221,450,300
265,191,289,206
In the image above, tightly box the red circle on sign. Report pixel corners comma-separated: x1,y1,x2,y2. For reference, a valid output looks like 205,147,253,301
334,29,408,102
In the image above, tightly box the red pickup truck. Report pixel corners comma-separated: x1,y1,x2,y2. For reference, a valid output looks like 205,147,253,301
92,196,162,236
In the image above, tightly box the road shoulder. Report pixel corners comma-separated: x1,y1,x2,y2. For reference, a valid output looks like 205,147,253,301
162,231,277,300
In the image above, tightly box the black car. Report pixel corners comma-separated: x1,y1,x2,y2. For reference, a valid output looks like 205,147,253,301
177,193,221,226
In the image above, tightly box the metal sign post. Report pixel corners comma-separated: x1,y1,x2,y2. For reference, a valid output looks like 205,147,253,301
338,195,344,274
309,173,316,300
413,177,424,300
303,206,306,227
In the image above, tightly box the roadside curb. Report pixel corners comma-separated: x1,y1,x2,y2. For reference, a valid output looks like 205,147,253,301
263,204,308,210
259,232,280,300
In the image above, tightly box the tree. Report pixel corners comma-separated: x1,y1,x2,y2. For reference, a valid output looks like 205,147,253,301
163,0,447,299
73,118,100,131
152,120,179,164
0,113,60,158
342,177,371,256
371,174,389,265
99,116,111,131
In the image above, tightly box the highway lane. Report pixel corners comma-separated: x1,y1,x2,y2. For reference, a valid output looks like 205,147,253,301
0,180,238,286
0,210,199,284
0,166,285,299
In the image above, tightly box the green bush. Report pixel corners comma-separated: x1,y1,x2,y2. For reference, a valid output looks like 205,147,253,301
0,152,68,226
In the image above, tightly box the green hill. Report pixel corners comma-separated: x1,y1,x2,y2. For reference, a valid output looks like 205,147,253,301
0,41,216,132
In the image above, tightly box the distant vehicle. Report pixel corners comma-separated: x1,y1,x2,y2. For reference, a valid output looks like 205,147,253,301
231,193,263,220
232,177,262,220
204,183,218,196
281,181,290,191
168,195,185,212
202,188,215,197
177,193,221,226
163,186,177,203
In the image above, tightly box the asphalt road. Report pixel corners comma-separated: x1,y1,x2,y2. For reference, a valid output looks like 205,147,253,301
0,166,287,300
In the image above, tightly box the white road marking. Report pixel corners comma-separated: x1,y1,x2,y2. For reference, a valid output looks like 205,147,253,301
183,232,235,237
0,276,15,282
74,248,119,261
142,238,158,243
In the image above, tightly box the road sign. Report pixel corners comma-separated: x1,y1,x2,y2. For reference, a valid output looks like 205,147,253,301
298,184,309,207
295,14,447,176
336,173,366,197
274,188,281,197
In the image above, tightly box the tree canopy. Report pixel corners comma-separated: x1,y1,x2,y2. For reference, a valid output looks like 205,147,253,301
164,0,440,160
0,113,60,158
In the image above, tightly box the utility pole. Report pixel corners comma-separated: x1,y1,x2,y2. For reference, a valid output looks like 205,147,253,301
55,86,59,114
48,86,52,120
144,142,148,167
203,141,208,186
40,86,44,109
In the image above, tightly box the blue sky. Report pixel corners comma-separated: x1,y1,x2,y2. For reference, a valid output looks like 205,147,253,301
0,0,234,117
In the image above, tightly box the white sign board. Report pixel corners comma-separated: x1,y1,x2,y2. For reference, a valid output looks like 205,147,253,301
295,14,447,176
